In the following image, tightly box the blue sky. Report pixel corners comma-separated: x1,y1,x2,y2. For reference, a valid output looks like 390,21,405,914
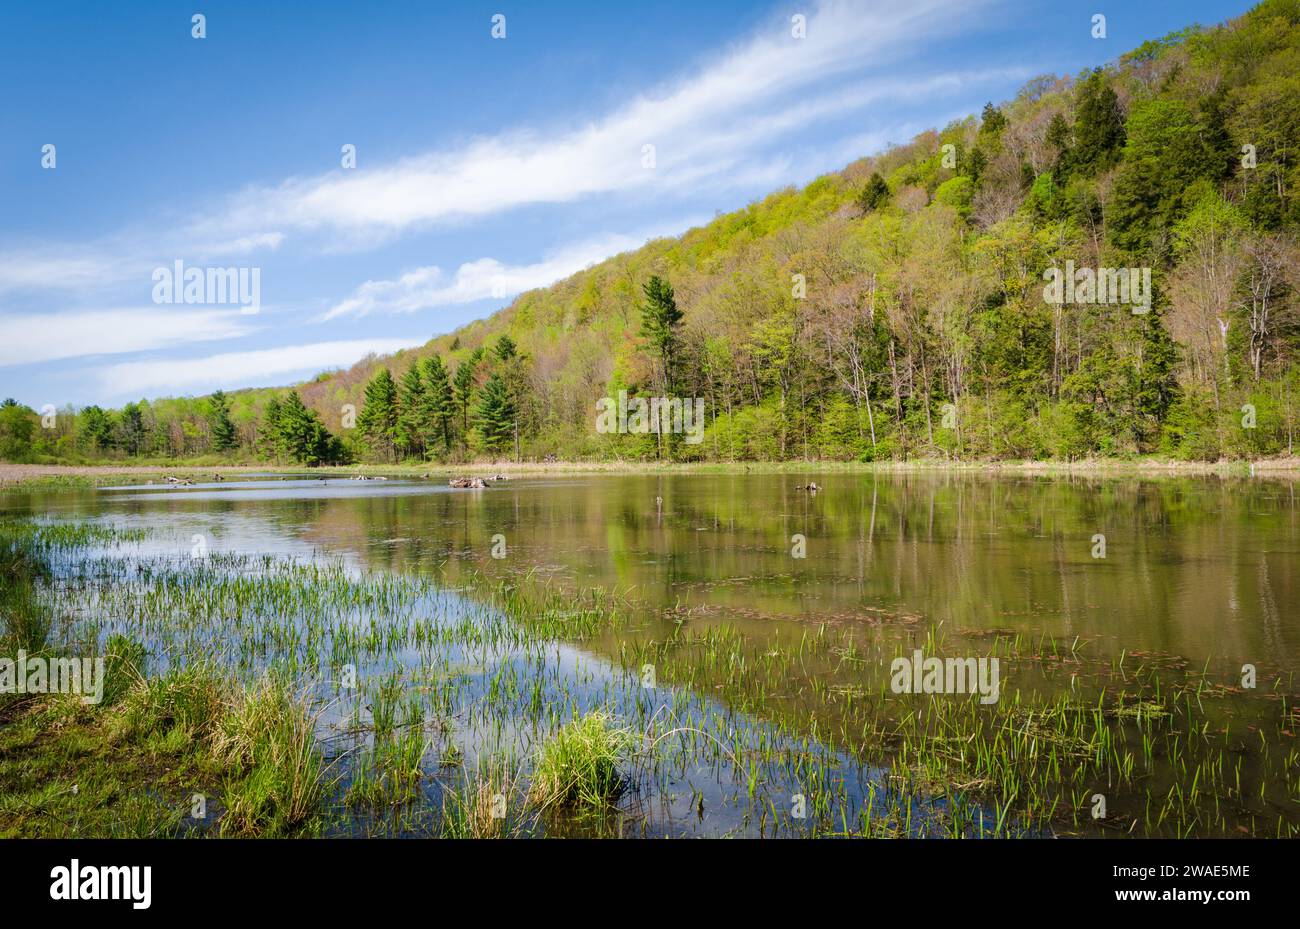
0,0,1256,408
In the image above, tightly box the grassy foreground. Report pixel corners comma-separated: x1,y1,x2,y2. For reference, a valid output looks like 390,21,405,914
0,663,327,838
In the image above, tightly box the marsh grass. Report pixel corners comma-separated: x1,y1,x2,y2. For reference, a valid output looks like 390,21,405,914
439,757,525,838
0,535,52,658
214,676,333,836
118,662,226,744
346,731,430,809
529,712,632,810
110,661,333,836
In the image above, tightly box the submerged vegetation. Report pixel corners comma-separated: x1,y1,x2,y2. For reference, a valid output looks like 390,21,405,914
0,511,1295,839
6,2,1300,467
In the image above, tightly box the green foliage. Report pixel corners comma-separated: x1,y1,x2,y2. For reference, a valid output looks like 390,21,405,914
475,373,516,454
857,172,891,212
78,406,115,455
453,348,485,449
1069,69,1126,176
273,392,345,465
638,275,684,393
395,365,427,459
357,368,399,462
980,102,1008,137
494,334,518,361
0,401,36,463
1109,99,1222,255
419,355,455,454
207,390,237,453
934,175,975,218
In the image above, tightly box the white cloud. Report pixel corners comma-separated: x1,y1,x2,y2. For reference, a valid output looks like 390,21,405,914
324,221,707,319
0,232,284,300
195,232,286,257
199,0,996,242
0,252,135,295
0,308,257,367
98,338,424,397
0,0,1007,301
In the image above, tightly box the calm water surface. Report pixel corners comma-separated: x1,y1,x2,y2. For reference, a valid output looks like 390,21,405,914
4,472,1297,837
10,472,1294,670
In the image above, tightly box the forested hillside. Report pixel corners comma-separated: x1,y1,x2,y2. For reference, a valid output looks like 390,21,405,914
5,0,1300,465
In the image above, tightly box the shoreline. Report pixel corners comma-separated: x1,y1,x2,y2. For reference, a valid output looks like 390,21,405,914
1,456,1298,488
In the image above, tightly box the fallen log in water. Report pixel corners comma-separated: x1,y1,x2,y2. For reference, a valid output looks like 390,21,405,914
449,477,488,489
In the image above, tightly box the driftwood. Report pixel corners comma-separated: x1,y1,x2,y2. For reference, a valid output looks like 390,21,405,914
449,477,488,489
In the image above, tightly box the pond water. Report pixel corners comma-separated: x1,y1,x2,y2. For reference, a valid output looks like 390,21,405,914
3,472,1297,837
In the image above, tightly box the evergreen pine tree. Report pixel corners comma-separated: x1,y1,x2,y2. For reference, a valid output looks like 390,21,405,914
79,406,116,455
475,373,515,453
395,365,427,459
357,368,400,462
1197,90,1236,181
119,402,146,457
208,390,237,452
259,397,284,460
638,276,684,394
453,349,485,450
420,355,455,455
277,391,341,465
980,102,1007,136
857,173,890,213
1073,69,1126,175
494,335,518,361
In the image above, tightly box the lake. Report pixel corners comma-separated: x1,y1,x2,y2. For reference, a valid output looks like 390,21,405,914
3,471,1297,837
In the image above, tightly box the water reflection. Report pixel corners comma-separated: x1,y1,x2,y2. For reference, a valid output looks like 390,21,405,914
7,472,1292,675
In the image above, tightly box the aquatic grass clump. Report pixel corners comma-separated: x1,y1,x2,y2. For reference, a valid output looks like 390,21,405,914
118,662,227,745
529,711,631,810
99,634,147,707
214,676,331,836
346,731,430,808
0,517,145,554
440,758,523,838
0,536,53,657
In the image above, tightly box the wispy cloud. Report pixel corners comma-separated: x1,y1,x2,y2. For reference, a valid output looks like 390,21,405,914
0,230,287,298
97,338,425,398
202,0,993,244
1,0,1005,301
0,251,136,296
0,308,258,367
324,220,706,319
